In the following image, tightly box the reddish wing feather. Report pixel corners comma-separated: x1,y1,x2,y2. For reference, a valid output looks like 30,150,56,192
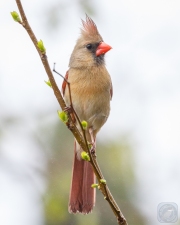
62,71,76,123
62,70,69,96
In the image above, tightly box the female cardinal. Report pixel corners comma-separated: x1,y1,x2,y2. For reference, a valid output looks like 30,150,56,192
62,15,112,214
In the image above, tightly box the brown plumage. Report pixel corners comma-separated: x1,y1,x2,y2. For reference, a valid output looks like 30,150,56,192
62,15,112,214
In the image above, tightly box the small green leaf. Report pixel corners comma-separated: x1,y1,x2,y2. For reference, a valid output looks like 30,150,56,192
10,11,21,23
44,80,52,88
81,151,90,161
91,184,99,188
100,179,106,184
37,40,46,53
57,110,68,123
81,120,88,130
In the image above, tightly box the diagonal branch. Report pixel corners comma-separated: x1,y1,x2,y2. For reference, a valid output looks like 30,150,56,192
15,0,87,152
14,1,128,224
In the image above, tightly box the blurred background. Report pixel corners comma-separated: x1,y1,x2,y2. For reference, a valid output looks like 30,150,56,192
1,0,180,224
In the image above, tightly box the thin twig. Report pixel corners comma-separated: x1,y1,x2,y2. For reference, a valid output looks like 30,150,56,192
14,1,128,224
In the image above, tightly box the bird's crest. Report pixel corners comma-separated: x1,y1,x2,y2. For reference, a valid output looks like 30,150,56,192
81,15,100,38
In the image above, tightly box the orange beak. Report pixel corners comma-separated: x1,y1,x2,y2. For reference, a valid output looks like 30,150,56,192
96,42,112,56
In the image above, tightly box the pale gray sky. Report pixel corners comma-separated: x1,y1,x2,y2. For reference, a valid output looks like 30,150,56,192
1,1,180,225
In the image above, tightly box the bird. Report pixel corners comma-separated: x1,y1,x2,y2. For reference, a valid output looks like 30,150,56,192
62,15,113,214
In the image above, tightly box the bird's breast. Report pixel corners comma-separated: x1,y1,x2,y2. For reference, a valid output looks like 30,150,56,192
64,67,111,130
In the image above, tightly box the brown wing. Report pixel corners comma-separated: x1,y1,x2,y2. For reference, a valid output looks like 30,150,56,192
62,70,76,123
62,70,69,96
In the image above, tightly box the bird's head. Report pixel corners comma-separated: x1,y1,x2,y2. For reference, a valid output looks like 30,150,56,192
69,15,112,68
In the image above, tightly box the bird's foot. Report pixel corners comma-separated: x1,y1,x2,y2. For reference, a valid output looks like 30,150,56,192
88,127,96,156
89,143,96,156
64,106,73,114
64,106,76,123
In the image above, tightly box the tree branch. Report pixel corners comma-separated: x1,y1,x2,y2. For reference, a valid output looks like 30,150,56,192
14,1,128,224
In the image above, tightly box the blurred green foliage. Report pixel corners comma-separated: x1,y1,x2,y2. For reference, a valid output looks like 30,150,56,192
37,117,146,225
44,0,95,31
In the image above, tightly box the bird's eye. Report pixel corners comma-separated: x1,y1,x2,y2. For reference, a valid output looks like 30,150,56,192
86,44,92,50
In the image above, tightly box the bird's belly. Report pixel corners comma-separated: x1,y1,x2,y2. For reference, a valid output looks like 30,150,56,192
71,91,110,132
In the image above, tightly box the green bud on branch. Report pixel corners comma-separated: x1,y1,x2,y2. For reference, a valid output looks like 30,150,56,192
57,110,68,123
81,120,88,130
91,184,99,188
88,142,93,149
10,11,22,23
81,151,90,161
37,40,46,53
100,179,106,184
44,80,52,88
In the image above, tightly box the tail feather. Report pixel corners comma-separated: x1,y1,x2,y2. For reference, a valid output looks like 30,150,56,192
82,161,96,213
69,141,95,214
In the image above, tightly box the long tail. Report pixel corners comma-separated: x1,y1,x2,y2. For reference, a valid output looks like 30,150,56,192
68,141,96,214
